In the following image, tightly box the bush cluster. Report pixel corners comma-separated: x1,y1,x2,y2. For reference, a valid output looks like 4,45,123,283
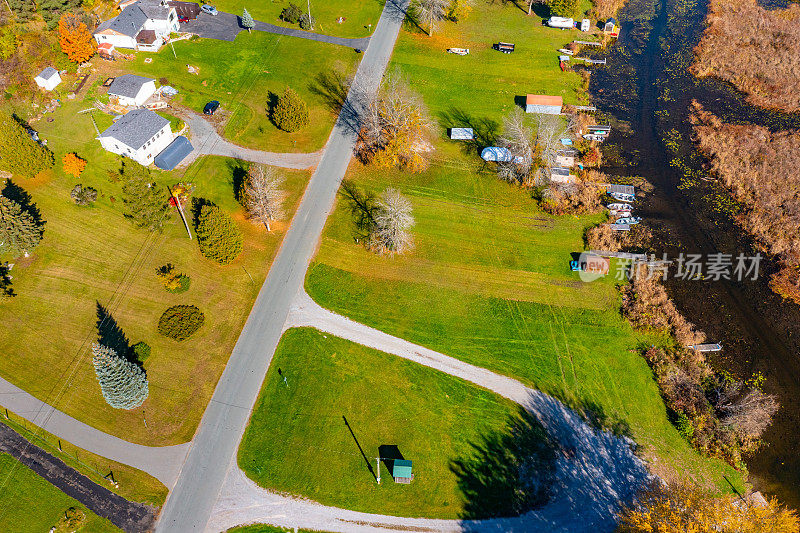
279,3,302,23
130,341,151,363
156,263,190,293
272,86,309,133
157,305,205,341
70,184,98,206
195,204,243,265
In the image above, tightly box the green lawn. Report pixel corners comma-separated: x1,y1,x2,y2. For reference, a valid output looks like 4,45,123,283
125,31,360,152
0,453,118,532
213,0,385,38
301,2,746,493
239,328,536,518
0,97,309,445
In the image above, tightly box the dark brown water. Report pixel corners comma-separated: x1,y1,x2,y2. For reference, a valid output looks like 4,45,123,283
588,0,800,508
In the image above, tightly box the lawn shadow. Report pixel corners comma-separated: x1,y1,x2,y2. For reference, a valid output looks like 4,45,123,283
95,302,134,364
227,159,249,204
438,107,500,157
343,415,377,480
340,180,376,242
266,91,279,125
378,444,404,481
308,70,350,115
513,95,527,111
190,197,216,227
401,3,428,35
0,264,14,298
554,391,633,440
449,406,558,519
2,179,44,227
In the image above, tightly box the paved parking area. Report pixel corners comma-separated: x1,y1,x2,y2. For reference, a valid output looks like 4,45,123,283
180,11,241,41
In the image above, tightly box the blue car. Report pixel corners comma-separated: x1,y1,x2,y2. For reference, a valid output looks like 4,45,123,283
201,4,218,15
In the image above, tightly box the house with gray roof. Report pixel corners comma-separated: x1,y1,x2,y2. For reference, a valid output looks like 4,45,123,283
108,74,157,107
94,0,179,52
97,109,174,166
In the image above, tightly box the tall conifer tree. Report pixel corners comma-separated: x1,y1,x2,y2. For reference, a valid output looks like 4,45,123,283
91,343,149,410
0,196,43,257
0,113,54,178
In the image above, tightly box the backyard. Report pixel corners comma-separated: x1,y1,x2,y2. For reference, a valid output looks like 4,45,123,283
239,328,542,518
0,453,118,532
0,96,310,446
302,0,745,494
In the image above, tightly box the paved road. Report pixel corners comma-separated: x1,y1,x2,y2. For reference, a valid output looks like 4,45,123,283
155,0,409,530
182,11,371,49
180,111,323,169
205,294,648,533
0,423,156,532
0,378,189,488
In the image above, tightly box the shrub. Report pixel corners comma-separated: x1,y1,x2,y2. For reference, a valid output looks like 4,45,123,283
299,12,315,29
70,184,97,206
280,3,302,23
271,86,309,133
195,205,243,265
157,305,205,341
130,341,151,363
156,263,190,293
54,507,86,533
675,412,695,442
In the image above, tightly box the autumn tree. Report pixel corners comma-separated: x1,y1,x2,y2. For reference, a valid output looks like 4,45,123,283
617,480,798,533
120,160,169,231
241,7,255,32
548,0,578,17
58,13,95,64
447,0,471,21
412,0,449,35
91,343,149,410
0,27,17,61
358,71,432,172
272,86,310,132
0,113,55,178
368,188,414,255
242,164,284,231
0,195,43,257
62,153,86,177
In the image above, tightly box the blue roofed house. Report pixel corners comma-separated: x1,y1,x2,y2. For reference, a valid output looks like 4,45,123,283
97,109,174,166
93,0,179,52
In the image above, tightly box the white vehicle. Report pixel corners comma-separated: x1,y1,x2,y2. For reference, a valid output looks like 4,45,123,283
615,216,641,225
558,48,574,55
201,4,218,15
580,18,591,32
607,202,633,211
547,17,574,29
610,192,636,203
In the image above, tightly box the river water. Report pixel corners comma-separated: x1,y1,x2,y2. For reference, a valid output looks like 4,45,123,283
588,0,800,508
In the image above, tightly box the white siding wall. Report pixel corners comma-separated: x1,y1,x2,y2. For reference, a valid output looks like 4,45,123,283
35,74,61,91
94,33,137,49
99,124,173,166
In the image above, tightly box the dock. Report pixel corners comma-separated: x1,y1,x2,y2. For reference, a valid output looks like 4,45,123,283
603,183,635,195
574,57,607,65
687,343,723,352
589,250,647,261
574,40,602,47
609,224,631,231
574,105,597,111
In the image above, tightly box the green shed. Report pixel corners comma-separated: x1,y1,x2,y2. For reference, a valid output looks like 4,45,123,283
392,459,413,484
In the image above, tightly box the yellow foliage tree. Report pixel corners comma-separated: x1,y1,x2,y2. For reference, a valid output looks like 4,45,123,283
58,13,95,64
62,153,87,177
617,481,799,533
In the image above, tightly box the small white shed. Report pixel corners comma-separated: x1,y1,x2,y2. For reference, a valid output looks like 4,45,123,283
34,67,62,91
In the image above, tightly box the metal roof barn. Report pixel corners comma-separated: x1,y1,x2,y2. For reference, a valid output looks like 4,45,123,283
392,459,413,483
154,136,194,170
525,95,563,115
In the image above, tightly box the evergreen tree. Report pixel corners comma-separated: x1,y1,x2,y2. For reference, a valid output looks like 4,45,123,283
272,86,310,132
120,161,169,231
7,0,37,22
0,195,43,257
195,204,243,264
91,343,149,410
241,7,255,32
40,0,81,30
0,113,55,178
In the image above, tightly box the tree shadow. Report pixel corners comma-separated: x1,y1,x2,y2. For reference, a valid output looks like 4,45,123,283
190,197,216,227
378,444,404,480
227,160,249,204
0,264,14,298
438,107,500,156
2,179,44,226
308,70,350,115
95,302,133,363
513,95,527,111
340,180,376,241
266,91,279,125
449,407,558,519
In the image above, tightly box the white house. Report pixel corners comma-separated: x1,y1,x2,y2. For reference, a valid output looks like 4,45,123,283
108,74,157,107
97,109,173,166
93,0,179,52
34,67,61,91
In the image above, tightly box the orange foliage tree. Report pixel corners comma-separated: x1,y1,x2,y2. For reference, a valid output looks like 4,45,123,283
62,153,87,177
58,13,95,64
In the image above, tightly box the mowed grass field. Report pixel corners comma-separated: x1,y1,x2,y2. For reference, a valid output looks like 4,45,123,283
214,0,385,39
125,31,361,152
0,96,309,446
0,453,118,532
303,1,745,492
239,328,522,518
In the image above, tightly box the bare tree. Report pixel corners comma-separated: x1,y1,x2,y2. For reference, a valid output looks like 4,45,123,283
497,109,535,185
369,188,414,255
714,381,779,441
412,0,449,36
243,164,285,232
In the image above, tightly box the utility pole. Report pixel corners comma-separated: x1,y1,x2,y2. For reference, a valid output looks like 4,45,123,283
170,40,177,59
168,185,192,239
376,457,380,484
306,0,313,30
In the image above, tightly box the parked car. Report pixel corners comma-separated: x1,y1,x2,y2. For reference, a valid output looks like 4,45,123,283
201,4,218,15
178,15,189,23
203,100,220,115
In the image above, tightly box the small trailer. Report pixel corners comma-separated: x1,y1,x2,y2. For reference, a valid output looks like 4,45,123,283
558,48,574,55
580,18,591,32
559,55,571,62
547,16,574,29
447,48,470,55
493,42,515,53
449,127,474,140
